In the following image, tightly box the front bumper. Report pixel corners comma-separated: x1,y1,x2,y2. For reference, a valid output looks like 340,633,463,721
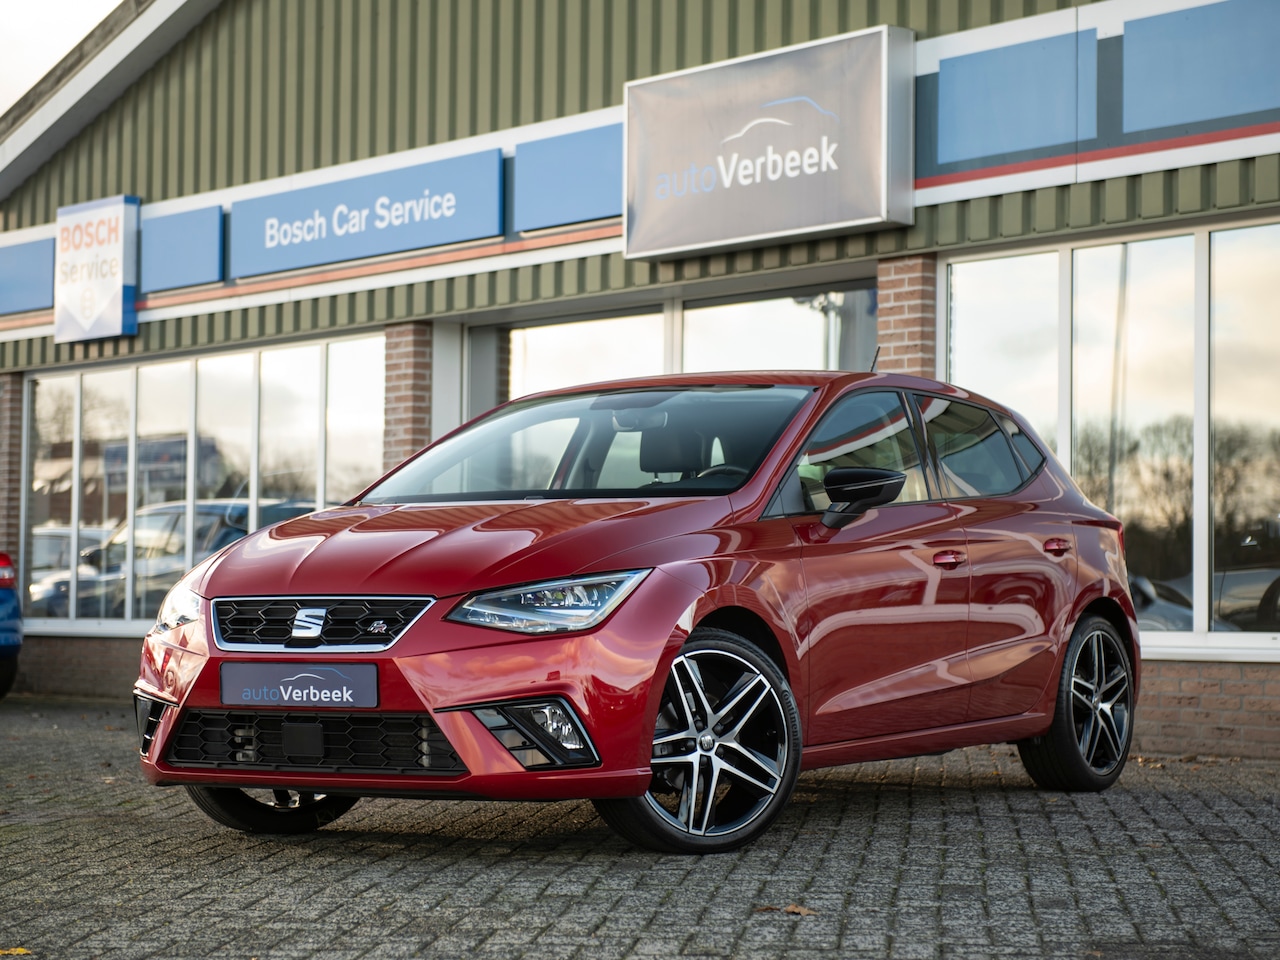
135,569,698,801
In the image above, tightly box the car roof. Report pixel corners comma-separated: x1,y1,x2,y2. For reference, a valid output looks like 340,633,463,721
519,370,993,407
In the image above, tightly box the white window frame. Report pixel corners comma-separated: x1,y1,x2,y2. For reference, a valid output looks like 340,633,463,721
938,215,1280,663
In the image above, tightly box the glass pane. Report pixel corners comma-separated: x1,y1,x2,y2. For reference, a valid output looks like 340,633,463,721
1211,223,1280,631
326,336,385,504
949,253,1059,449
1074,238,1195,631
683,296,826,373
135,362,192,619
259,345,320,522
795,391,928,510
196,353,254,561
79,369,131,619
26,376,77,617
919,397,1023,498
509,314,663,398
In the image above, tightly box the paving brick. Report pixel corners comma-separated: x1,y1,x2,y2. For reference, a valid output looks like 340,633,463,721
1,696,1279,959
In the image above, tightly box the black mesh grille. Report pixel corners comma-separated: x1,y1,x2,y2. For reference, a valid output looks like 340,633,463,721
212,597,430,649
167,710,466,774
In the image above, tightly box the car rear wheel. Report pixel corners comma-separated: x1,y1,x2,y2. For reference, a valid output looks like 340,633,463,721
1017,615,1134,791
184,785,358,833
593,628,802,854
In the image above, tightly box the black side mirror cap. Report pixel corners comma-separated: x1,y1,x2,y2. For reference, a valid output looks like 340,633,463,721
820,467,907,529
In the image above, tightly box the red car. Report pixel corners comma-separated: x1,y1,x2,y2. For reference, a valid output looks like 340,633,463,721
134,372,1139,853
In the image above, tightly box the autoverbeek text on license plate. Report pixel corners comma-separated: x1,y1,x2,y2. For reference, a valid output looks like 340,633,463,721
220,662,378,708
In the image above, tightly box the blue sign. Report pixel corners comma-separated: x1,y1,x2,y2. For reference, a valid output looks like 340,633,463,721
141,206,224,293
514,125,623,232
229,150,504,278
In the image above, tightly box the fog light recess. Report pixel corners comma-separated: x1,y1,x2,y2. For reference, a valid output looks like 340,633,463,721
471,698,599,769
134,696,169,756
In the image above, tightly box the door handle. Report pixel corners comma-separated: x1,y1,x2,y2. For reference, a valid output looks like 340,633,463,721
932,550,965,569
1043,537,1072,557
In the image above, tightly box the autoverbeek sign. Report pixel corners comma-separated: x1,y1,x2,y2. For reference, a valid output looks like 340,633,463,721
624,27,914,260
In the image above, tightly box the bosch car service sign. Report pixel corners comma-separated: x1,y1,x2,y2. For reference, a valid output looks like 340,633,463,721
624,26,914,259
54,195,141,343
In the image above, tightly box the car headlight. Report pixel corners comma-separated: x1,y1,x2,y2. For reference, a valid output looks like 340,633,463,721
447,570,649,634
154,579,204,633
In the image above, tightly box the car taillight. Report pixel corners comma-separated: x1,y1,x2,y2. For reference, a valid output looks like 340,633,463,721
0,553,14,589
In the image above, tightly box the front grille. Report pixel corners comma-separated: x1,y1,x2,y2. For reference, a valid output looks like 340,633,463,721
212,597,431,650
167,710,466,774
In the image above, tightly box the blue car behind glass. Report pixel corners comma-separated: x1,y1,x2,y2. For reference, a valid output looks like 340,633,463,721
0,552,21,698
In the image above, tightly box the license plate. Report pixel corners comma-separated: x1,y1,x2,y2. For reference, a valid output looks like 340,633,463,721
220,663,378,708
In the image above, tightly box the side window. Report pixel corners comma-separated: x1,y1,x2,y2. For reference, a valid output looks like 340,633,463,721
917,397,1024,498
999,415,1046,476
789,391,929,512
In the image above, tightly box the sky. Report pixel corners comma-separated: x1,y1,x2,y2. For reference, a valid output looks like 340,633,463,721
0,0,120,117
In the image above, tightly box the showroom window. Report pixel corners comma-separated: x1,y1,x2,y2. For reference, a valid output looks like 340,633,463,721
946,222,1280,652
497,286,877,400
23,334,385,627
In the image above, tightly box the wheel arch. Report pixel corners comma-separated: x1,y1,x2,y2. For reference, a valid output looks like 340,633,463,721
1078,595,1141,692
694,606,791,685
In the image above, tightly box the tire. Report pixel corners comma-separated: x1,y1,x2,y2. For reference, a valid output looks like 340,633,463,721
0,658,16,700
184,785,358,834
1017,615,1135,791
593,628,802,854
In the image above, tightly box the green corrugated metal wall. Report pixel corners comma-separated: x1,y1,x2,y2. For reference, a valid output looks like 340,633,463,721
4,0,1280,373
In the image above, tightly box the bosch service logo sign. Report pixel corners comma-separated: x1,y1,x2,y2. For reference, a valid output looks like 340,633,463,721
624,26,914,260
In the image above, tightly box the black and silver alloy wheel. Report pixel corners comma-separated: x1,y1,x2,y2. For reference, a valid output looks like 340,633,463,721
1018,614,1135,792
593,628,802,853
185,785,358,833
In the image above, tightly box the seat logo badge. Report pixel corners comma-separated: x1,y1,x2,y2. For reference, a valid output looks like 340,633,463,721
368,620,389,635
291,607,327,639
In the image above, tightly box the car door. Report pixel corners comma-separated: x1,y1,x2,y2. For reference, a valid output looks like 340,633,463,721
915,395,1078,721
781,389,973,744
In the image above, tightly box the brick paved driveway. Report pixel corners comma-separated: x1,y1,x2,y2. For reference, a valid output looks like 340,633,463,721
2,695,1278,959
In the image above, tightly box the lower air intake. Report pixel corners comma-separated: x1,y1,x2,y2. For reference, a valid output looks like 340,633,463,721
167,710,466,774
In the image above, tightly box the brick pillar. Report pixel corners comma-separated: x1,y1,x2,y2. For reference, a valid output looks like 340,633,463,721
876,254,938,378
383,321,433,473
0,372,23,557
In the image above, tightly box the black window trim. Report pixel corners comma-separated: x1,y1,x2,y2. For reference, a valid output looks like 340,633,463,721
909,391,1044,501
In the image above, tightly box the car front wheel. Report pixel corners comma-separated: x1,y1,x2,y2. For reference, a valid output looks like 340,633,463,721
185,785,358,833
593,628,802,854
1017,614,1135,791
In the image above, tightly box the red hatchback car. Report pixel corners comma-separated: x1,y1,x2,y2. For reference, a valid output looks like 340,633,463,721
134,372,1139,853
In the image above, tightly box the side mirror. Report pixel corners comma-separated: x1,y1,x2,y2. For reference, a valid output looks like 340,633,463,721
820,467,906,529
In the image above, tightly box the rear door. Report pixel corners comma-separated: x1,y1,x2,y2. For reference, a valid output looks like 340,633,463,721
915,396,1077,721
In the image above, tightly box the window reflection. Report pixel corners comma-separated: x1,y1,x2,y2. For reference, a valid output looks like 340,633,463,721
684,295,828,373
135,362,193,619
949,253,1059,449
326,336,385,504
1074,237,1195,631
259,345,320,514
26,377,77,617
79,370,131,619
23,334,383,623
197,353,253,502
509,314,663,398
1211,223,1280,631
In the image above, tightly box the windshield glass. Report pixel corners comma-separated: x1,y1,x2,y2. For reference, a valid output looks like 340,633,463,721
361,385,814,503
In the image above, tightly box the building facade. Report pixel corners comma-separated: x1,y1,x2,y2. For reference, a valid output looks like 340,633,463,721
1,0,1279,758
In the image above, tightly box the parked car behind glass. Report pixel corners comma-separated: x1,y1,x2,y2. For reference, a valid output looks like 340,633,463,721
29,500,312,619
0,552,21,698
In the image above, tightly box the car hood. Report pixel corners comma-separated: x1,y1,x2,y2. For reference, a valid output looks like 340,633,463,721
195,497,733,599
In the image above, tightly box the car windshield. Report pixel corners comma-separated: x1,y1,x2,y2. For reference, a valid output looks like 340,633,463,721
361,384,814,503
